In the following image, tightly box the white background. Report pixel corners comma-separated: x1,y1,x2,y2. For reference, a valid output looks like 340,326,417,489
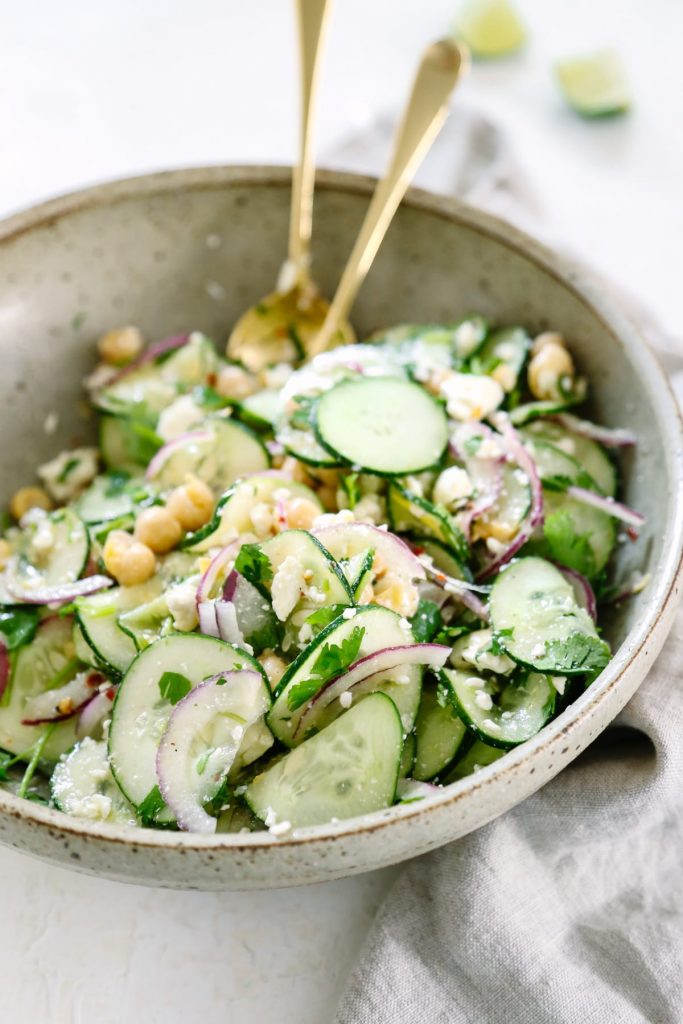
0,1,681,1021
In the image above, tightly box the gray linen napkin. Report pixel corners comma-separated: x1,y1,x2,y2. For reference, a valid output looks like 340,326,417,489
322,108,683,1024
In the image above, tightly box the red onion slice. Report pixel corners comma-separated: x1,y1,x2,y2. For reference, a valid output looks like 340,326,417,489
7,575,113,607
22,670,106,725
195,541,240,606
554,413,637,448
555,564,597,622
145,427,214,481
105,333,190,387
77,685,117,739
313,522,426,582
565,486,645,530
198,601,220,638
215,601,247,647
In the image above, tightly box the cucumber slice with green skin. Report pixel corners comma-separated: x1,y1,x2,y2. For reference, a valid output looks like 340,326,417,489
277,418,344,467
469,326,531,393
156,671,273,833
523,438,598,490
405,536,472,582
412,679,468,781
388,484,469,563
371,316,488,363
441,738,504,783
537,490,616,579
315,377,449,476
51,737,137,826
9,508,90,597
522,421,617,497
95,333,219,416
260,529,354,617
216,800,265,833
509,400,583,427
76,580,164,674
268,605,414,746
146,418,269,495
0,617,80,762
399,731,416,778
444,666,556,749
76,474,155,525
99,414,162,474
181,474,322,553
247,691,403,829
238,389,281,431
489,557,610,675
108,634,269,812
73,622,98,667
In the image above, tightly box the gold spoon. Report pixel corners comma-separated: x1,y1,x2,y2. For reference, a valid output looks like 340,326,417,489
227,0,344,372
308,38,467,357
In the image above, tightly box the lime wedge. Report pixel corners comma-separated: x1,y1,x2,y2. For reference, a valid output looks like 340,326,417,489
555,49,631,117
454,0,526,59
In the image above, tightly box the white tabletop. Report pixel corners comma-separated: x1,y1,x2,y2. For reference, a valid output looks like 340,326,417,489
0,2,681,1021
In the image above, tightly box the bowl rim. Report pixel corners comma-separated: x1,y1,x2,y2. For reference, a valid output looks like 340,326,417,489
1,163,682,855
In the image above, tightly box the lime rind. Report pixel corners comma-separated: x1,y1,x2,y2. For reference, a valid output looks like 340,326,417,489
555,49,631,118
454,0,526,59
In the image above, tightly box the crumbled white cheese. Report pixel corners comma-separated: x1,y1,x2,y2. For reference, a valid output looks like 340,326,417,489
477,437,504,460
311,509,355,529
70,793,113,821
482,718,502,734
166,581,199,632
38,447,99,502
352,494,386,525
513,469,529,486
269,820,292,837
453,320,481,357
399,617,412,632
531,642,547,659
456,629,515,676
556,437,576,456
342,608,357,620
30,513,56,559
250,502,276,539
263,806,278,828
485,537,507,556
474,690,494,711
271,555,306,621
464,675,485,689
156,395,205,441
261,363,293,390
433,467,473,509
339,691,353,709
439,373,504,422
552,675,567,695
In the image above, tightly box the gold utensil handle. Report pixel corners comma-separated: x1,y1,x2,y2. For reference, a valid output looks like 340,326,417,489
309,38,467,355
289,0,333,279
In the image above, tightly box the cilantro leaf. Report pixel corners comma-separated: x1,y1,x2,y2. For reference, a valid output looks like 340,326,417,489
542,470,597,493
409,599,442,642
0,607,39,651
234,544,273,589
305,605,348,632
287,625,366,711
137,785,167,826
540,632,611,676
341,473,360,510
542,509,596,579
158,671,192,705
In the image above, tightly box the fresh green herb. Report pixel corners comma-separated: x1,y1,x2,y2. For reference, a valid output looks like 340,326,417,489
289,394,317,430
305,605,348,632
18,725,56,799
434,623,472,646
436,680,451,709
542,469,596,493
192,384,229,411
341,473,361,510
57,457,81,484
158,671,192,705
247,619,283,656
409,599,442,642
287,324,305,359
490,628,514,656
234,544,273,589
542,509,596,579
137,785,167,826
58,602,78,618
103,471,132,497
287,626,366,711
0,607,39,651
541,632,611,675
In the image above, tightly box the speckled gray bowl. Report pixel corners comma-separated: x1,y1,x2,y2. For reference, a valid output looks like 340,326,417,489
0,166,681,890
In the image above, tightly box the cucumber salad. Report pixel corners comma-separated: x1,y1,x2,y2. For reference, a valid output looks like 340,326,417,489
0,320,646,836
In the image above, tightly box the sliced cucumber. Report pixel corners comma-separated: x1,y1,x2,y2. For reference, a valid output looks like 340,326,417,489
406,535,471,582
147,418,269,494
472,463,531,541
277,417,343,467
399,731,416,778
523,437,597,489
51,737,137,825
260,529,354,618
315,377,448,475
238,389,281,430
76,579,163,675
489,557,610,675
268,604,414,746
444,666,555,749
538,490,616,579
413,678,468,781
108,633,268,812
76,474,153,525
441,738,505,783
370,318,487,378
470,326,531,393
73,621,98,667
181,474,322,552
388,484,468,562
0,617,80,762
522,420,616,496
10,508,89,596
247,691,402,829
99,414,162,474
509,400,582,427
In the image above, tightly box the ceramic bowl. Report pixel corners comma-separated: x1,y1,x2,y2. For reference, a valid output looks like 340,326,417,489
0,166,681,890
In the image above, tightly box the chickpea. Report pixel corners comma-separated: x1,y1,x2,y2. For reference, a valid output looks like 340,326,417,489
103,530,156,586
97,326,144,366
165,476,215,532
532,331,565,355
374,576,420,618
528,337,575,401
285,496,320,531
311,467,341,488
317,486,338,511
10,486,52,521
281,456,314,487
0,538,11,570
215,364,258,401
258,650,288,688
134,506,182,554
